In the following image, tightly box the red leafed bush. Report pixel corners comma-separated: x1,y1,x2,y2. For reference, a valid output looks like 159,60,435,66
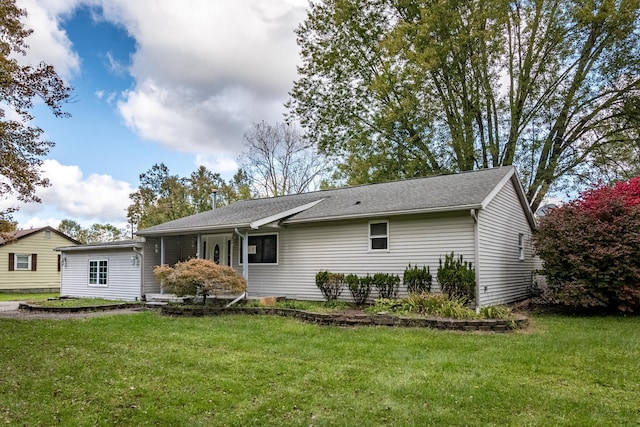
154,259,247,303
533,177,640,312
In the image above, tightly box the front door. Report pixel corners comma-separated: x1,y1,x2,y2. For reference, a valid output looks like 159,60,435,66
203,234,232,266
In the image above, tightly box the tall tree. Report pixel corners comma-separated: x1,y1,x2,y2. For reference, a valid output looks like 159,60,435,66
127,164,193,231
0,0,72,224
58,219,84,242
85,224,124,243
288,0,640,210
127,164,254,232
58,219,126,244
239,121,330,197
188,166,253,211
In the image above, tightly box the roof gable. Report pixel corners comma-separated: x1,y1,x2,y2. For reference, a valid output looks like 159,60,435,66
137,167,534,235
0,226,80,246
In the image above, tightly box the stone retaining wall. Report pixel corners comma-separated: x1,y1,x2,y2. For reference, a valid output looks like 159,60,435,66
160,306,528,332
18,303,142,313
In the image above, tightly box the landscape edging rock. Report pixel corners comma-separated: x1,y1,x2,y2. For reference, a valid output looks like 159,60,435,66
160,306,528,332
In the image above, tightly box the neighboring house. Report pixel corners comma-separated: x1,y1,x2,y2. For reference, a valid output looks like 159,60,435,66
133,166,537,308
56,239,161,301
0,226,80,293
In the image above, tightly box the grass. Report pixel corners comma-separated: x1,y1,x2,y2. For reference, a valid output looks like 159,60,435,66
0,292,58,302
0,313,639,426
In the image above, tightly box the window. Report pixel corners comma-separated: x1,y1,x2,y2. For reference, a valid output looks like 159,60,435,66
518,234,525,261
240,234,277,264
15,254,30,270
8,253,36,271
89,260,108,286
369,221,389,251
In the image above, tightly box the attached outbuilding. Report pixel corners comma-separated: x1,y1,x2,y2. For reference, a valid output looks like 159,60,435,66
56,239,161,301
137,166,537,308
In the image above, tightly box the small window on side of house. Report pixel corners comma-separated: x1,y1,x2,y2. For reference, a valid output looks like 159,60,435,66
15,254,30,270
518,233,525,261
369,221,389,251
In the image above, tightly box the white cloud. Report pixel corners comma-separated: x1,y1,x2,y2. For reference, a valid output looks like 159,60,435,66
3,160,133,227
17,0,306,160
195,154,238,176
105,0,307,157
16,0,82,80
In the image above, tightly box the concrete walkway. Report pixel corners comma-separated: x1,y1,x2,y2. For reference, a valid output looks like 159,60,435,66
0,301,20,312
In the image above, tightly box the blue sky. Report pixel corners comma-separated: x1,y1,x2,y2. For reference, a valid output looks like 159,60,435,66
4,0,307,230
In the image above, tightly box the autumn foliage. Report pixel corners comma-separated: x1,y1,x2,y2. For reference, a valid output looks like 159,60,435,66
153,259,247,303
533,177,640,312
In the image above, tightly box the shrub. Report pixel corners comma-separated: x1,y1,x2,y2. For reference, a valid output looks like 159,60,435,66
315,271,345,301
479,305,513,320
403,264,432,294
373,272,400,299
437,252,475,303
345,274,372,305
534,177,640,312
153,259,247,304
365,298,408,314
404,292,475,319
276,300,316,311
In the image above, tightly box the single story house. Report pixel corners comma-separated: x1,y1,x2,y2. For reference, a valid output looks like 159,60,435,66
132,166,536,308
0,226,80,293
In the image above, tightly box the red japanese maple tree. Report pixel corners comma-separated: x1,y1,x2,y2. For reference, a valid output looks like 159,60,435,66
534,177,640,312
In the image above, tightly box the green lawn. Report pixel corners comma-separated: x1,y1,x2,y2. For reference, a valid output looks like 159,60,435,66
0,312,638,426
0,293,58,302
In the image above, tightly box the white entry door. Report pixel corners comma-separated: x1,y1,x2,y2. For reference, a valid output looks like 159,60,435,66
203,234,232,266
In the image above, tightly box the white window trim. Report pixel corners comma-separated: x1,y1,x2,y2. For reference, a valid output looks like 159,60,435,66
518,233,525,261
88,259,109,287
369,220,390,252
239,232,279,265
14,254,31,270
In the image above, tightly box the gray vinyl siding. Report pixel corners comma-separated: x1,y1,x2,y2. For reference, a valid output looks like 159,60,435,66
142,240,162,295
60,249,143,301
235,212,475,301
477,179,534,306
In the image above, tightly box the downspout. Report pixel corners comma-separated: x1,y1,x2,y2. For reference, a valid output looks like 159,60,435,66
229,227,249,306
471,209,481,313
133,247,144,300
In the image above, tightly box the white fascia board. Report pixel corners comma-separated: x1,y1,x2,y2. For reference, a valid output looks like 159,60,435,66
250,199,326,229
55,241,145,252
282,204,482,225
479,166,515,209
136,222,248,236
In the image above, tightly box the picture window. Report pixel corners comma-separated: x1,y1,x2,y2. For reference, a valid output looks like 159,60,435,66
240,234,277,264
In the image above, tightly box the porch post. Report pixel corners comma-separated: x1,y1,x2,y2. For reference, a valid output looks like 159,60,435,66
242,230,249,281
160,236,165,294
196,234,201,258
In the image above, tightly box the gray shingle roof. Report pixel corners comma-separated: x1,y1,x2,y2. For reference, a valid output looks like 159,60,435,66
136,166,523,236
